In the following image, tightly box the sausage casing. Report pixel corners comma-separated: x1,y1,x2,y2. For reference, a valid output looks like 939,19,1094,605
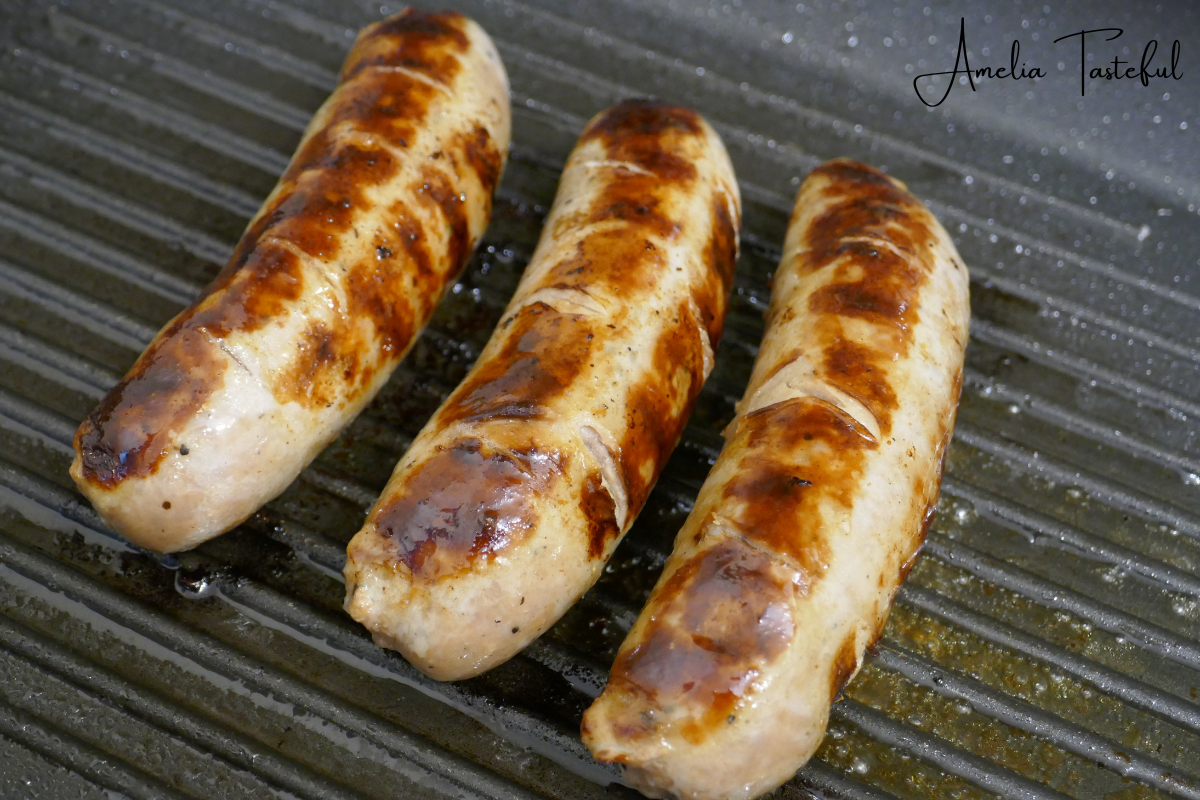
343,100,741,681
70,11,510,552
581,160,970,800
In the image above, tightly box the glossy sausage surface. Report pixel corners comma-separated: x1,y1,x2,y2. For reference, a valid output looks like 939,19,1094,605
582,159,970,800
70,10,510,552
343,100,741,681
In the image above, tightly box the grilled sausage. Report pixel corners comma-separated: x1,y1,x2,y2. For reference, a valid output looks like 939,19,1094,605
69,10,510,553
581,159,970,800
343,100,741,681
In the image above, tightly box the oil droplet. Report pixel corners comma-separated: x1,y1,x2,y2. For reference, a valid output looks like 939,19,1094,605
175,568,220,600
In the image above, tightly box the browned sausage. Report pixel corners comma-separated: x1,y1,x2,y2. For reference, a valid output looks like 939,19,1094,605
343,100,741,680
582,159,970,800
70,10,510,552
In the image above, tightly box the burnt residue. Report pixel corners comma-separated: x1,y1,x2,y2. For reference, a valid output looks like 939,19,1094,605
339,10,470,83
438,302,596,425
799,159,935,436
369,438,564,581
717,397,877,574
602,539,795,745
581,474,620,559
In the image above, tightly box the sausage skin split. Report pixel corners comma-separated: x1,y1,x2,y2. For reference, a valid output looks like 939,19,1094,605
343,100,741,681
70,11,510,552
582,159,970,800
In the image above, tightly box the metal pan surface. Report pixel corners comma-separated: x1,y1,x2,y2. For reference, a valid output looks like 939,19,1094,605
0,0,1197,797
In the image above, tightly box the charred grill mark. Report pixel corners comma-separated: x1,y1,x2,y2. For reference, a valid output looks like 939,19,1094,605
717,398,876,574
818,337,900,435
829,634,860,701
277,144,397,260
581,99,703,153
222,196,291,278
708,191,739,291
694,191,739,346
619,299,709,515
388,200,438,310
322,73,438,150
75,329,226,488
438,303,596,425
799,160,935,436
456,124,504,196
804,160,930,275
574,102,702,254
202,246,307,337
587,190,677,240
545,231,663,301
345,226,420,356
807,243,921,322
370,437,563,581
605,539,795,744
77,242,310,485
415,166,473,279
581,473,620,559
340,10,469,84
273,322,344,408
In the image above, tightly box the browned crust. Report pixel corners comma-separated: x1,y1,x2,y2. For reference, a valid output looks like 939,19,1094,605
373,100,737,577
588,159,961,752
581,473,620,560
802,160,936,436
599,538,796,746
369,437,565,581
718,398,877,570
75,10,498,489
437,301,598,425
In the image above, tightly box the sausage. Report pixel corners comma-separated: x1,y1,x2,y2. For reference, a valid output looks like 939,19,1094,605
581,159,970,800
69,10,510,553
342,100,741,681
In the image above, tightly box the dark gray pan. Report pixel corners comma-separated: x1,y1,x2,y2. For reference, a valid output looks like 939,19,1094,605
0,0,1197,797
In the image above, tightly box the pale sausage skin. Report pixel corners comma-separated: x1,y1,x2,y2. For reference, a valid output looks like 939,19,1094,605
343,100,741,681
582,160,970,800
70,11,510,553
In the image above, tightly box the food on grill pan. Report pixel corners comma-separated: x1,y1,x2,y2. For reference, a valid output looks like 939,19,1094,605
582,159,970,800
70,9,510,552
343,99,741,681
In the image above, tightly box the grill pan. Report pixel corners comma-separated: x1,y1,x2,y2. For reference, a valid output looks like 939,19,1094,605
0,0,1198,797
